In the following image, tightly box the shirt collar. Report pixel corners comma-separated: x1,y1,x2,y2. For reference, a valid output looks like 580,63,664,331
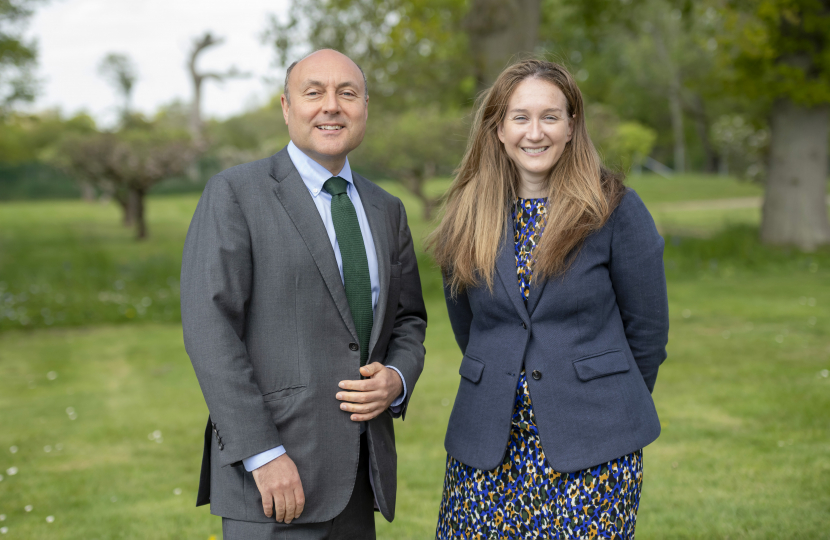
287,141,354,198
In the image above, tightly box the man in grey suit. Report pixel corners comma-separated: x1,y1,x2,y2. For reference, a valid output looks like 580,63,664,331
181,49,427,539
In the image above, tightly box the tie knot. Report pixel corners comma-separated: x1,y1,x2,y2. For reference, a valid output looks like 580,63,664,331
323,176,349,197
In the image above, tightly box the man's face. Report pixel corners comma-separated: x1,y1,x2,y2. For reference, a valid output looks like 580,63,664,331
281,50,369,172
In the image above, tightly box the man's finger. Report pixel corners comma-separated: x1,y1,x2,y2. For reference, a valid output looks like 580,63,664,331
341,400,380,414
350,409,383,422
273,492,287,523
336,390,381,403
261,492,274,518
283,490,297,524
360,362,384,377
338,378,375,392
294,486,306,519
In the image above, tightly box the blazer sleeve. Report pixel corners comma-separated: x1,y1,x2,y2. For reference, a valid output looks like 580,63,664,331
181,174,282,467
608,189,669,393
443,275,474,355
383,199,428,419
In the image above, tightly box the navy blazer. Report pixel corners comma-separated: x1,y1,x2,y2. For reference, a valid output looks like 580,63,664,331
443,189,669,473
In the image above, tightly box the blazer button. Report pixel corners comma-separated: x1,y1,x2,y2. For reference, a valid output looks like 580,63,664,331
521,322,527,329
349,342,359,351
531,370,542,380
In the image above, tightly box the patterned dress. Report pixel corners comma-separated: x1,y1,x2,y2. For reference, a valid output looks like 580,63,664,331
436,198,643,539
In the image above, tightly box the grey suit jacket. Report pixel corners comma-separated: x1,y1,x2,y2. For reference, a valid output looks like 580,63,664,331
444,189,668,473
181,147,427,523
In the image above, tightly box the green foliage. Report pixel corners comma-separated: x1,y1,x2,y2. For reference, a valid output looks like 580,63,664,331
0,110,97,163
587,104,656,172
351,107,468,191
717,0,830,106
0,0,40,113
265,0,475,110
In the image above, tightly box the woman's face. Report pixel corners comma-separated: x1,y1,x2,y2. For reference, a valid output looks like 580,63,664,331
497,78,574,190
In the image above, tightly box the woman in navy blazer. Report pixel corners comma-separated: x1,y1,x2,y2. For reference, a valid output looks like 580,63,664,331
429,60,669,539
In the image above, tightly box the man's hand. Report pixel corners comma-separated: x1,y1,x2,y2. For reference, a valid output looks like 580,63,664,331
337,362,404,422
251,453,305,523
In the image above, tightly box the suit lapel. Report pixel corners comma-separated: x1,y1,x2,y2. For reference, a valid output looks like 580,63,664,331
269,149,358,340
353,174,389,358
495,215,531,326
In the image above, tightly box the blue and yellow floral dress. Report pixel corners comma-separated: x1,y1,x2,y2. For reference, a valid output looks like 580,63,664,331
435,198,644,540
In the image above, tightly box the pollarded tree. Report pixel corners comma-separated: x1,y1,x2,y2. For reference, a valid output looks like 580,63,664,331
56,124,196,239
719,0,830,250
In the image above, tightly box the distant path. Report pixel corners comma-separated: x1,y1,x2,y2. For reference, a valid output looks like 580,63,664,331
656,195,830,212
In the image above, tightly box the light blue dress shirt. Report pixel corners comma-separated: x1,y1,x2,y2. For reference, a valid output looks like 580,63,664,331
242,142,407,472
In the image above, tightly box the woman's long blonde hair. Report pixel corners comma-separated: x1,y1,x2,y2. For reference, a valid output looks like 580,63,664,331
428,59,626,294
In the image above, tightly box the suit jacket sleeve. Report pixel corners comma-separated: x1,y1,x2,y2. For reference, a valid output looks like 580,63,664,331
181,174,281,467
608,190,669,393
383,199,427,419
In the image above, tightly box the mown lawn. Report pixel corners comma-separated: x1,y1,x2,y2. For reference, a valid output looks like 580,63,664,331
0,174,828,539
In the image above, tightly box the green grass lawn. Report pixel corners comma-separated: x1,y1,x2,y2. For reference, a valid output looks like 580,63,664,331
1,174,829,538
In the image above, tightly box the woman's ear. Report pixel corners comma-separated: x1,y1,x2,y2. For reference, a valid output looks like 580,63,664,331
567,115,576,142
497,122,506,144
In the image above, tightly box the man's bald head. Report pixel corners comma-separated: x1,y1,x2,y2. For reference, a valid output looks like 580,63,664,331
283,49,368,105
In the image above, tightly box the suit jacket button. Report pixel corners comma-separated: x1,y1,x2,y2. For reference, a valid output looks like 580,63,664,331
218,443,224,450
531,370,542,380
521,322,527,329
349,342,359,351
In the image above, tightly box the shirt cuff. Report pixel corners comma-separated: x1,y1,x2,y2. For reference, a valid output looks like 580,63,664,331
387,366,407,411
242,445,286,472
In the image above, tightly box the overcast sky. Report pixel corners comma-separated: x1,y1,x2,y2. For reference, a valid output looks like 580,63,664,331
26,0,292,126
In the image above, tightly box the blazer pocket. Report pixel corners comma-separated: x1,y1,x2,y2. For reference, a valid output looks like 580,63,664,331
390,262,402,279
459,355,485,384
572,349,630,382
262,385,307,402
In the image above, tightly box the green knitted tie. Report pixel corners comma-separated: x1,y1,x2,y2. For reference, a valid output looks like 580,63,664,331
323,176,373,365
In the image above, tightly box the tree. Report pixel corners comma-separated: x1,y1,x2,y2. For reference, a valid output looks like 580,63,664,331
718,0,830,249
187,32,247,148
264,0,474,110
98,53,138,125
56,124,196,239
464,0,541,89
352,108,468,219
0,0,42,114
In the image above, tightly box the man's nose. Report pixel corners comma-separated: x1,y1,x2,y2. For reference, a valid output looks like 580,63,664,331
322,91,341,114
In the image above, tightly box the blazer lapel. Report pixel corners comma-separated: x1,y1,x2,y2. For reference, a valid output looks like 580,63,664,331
495,216,531,326
353,175,389,359
525,264,548,316
269,150,358,340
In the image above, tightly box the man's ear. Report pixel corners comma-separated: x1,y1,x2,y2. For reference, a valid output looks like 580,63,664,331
280,94,290,125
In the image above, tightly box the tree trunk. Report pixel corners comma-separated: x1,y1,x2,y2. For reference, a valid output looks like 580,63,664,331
401,172,440,220
760,99,830,250
650,20,685,173
132,188,147,240
464,0,541,89
116,190,134,227
691,95,719,174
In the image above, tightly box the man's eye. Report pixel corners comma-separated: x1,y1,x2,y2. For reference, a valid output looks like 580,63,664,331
342,91,356,97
